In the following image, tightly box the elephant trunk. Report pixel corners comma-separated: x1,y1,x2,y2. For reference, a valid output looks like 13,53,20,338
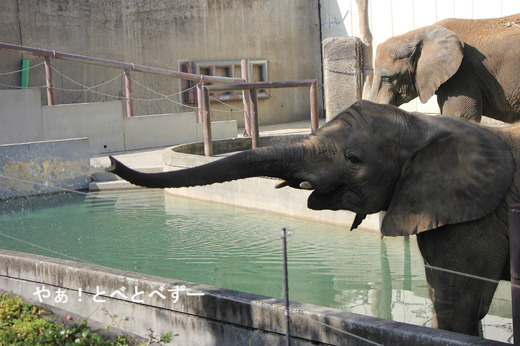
108,144,310,189
367,74,380,102
368,74,396,105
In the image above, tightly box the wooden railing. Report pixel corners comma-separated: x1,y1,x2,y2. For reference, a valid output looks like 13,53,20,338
202,80,319,156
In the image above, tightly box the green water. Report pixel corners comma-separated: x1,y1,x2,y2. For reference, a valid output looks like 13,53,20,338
0,189,512,342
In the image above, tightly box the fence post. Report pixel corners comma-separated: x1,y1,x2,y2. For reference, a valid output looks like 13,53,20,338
241,59,252,136
281,228,291,346
197,82,204,123
310,80,319,132
202,86,213,156
21,59,30,89
250,88,260,149
44,55,55,106
509,204,520,344
124,68,134,117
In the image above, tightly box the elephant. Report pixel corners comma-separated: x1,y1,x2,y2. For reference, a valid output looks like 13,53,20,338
369,14,520,123
108,100,517,337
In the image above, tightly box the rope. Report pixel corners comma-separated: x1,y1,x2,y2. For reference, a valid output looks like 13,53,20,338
0,61,46,75
0,61,249,113
209,94,245,112
323,66,373,75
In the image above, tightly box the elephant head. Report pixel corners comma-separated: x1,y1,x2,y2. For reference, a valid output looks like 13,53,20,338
369,25,464,106
109,101,513,237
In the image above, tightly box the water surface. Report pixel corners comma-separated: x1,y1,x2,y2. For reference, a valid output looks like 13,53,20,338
0,189,512,342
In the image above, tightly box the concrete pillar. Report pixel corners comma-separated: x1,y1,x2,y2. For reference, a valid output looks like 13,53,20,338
322,37,362,122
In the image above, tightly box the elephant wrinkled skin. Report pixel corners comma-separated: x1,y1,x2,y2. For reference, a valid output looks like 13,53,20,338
369,14,520,123
108,101,518,336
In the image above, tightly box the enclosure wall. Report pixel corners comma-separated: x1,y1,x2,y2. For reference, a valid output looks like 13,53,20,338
0,249,499,345
0,0,323,126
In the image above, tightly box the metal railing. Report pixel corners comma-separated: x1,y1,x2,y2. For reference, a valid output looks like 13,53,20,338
0,42,319,155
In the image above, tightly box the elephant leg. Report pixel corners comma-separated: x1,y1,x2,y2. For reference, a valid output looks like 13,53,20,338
436,74,483,122
416,223,508,336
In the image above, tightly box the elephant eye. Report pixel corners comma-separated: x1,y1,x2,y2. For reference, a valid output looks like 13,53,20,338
345,151,363,165
380,75,392,82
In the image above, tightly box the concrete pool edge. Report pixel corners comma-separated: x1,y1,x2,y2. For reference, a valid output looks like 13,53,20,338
161,135,383,232
0,249,505,345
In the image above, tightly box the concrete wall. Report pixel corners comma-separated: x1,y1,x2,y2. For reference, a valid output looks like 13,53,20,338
0,138,89,199
322,36,362,121
0,89,43,145
125,113,196,151
0,249,501,345
195,121,239,144
43,101,126,153
0,0,323,126
0,89,238,154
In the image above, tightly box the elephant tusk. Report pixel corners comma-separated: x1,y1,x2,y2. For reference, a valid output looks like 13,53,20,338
275,180,289,189
275,180,314,190
299,181,313,190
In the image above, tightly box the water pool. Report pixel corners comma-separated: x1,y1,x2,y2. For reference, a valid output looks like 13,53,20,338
0,189,512,342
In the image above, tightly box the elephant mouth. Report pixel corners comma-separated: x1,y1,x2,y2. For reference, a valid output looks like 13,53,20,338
307,185,358,212
277,179,362,213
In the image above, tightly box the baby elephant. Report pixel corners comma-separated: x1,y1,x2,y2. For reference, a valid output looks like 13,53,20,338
109,100,518,336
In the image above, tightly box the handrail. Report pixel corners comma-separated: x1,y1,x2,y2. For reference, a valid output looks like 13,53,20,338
0,42,320,153
0,42,242,83
206,79,318,91
201,79,319,156
0,42,244,117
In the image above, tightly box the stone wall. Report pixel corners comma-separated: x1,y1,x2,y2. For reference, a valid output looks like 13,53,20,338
0,138,90,199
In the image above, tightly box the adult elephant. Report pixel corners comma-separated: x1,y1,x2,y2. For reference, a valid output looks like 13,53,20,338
108,101,517,337
369,14,520,123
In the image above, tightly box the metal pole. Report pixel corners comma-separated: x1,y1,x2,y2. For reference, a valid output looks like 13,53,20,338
44,55,55,105
509,204,520,344
124,68,134,117
250,88,260,149
202,86,213,156
241,59,252,136
281,228,291,346
310,80,319,132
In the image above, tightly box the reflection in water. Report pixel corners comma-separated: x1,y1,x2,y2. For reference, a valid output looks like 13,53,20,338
0,189,513,343
404,236,412,291
371,238,392,320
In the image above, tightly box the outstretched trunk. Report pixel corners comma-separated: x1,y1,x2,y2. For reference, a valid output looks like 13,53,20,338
108,144,310,189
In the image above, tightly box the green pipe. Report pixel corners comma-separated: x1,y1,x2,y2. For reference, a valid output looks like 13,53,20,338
21,59,29,89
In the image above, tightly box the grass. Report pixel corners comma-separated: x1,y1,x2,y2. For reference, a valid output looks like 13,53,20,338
0,292,173,345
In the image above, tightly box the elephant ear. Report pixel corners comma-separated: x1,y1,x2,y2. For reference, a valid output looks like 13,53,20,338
415,26,464,103
381,117,514,236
